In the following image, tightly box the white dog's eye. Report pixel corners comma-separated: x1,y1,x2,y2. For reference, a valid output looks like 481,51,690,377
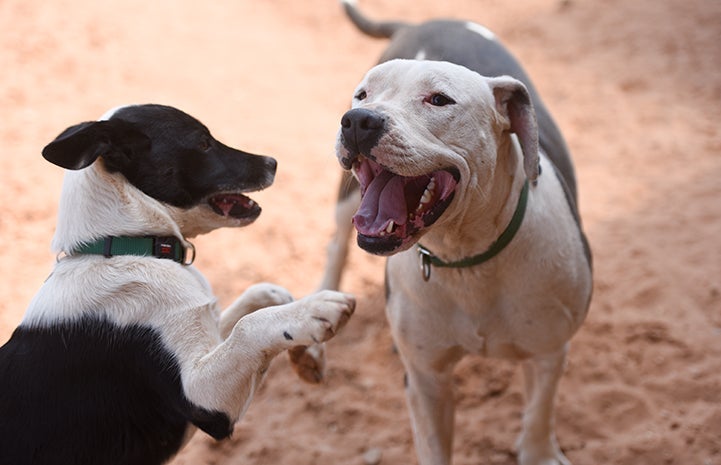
354,90,367,101
426,93,456,107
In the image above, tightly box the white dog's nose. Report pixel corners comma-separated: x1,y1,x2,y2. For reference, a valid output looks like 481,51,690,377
339,108,386,168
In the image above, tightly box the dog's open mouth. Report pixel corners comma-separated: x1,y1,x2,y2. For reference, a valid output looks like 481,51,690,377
208,193,261,220
352,157,459,255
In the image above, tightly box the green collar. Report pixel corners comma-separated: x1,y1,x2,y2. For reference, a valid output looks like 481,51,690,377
417,179,529,281
69,236,195,265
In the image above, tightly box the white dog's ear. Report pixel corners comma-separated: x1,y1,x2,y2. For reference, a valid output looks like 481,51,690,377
489,76,539,182
42,120,149,171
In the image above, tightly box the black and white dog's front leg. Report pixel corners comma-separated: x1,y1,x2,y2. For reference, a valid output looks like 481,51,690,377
219,283,295,339
183,290,355,425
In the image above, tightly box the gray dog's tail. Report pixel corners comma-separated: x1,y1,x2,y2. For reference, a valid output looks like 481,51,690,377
341,0,407,38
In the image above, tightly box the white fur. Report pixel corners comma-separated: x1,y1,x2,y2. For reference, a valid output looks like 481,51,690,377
465,21,497,41
99,104,131,121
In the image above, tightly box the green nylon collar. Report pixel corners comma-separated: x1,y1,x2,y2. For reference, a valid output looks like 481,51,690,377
417,179,530,281
70,236,195,265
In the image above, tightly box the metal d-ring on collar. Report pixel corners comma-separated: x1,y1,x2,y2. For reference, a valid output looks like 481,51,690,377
417,179,530,281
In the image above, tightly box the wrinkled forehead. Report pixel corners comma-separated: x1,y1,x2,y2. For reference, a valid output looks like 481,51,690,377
358,59,487,98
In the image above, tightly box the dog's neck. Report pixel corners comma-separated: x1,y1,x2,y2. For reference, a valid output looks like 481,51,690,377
51,162,185,254
418,133,528,263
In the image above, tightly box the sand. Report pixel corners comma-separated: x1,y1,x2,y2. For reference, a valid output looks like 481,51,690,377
1,0,720,463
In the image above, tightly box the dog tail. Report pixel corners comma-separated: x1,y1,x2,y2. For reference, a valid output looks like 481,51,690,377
341,0,407,39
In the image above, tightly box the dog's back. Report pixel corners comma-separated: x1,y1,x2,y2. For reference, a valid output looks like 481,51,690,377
342,0,578,204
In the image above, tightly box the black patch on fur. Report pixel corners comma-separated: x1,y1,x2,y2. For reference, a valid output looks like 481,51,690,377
0,316,232,465
283,331,293,341
42,104,277,209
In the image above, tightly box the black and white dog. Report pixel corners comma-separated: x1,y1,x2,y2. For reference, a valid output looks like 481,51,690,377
0,104,355,465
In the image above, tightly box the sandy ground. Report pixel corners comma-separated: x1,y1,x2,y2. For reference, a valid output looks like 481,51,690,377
1,0,721,464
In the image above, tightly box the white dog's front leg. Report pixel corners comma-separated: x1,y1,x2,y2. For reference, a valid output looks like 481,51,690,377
404,363,456,465
517,346,571,465
186,290,355,422
219,283,294,338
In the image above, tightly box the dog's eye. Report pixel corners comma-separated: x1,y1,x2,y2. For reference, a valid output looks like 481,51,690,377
354,90,367,101
427,93,456,107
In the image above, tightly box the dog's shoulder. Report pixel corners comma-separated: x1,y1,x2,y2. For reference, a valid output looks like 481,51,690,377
23,256,216,328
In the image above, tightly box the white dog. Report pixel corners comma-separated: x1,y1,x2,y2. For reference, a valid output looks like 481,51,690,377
0,104,355,465
337,58,592,465
297,5,593,464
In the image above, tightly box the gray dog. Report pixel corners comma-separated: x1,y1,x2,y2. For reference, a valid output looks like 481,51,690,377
294,2,593,465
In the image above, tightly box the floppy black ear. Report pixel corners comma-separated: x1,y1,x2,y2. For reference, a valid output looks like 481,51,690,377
42,119,149,171
489,76,540,182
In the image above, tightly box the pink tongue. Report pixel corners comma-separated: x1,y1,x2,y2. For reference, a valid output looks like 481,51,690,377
216,198,236,216
353,170,408,235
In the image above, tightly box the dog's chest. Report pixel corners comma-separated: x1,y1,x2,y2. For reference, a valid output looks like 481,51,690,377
386,250,582,359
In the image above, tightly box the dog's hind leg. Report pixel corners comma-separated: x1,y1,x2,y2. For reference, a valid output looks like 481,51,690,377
287,343,327,384
517,345,571,465
289,173,360,384
219,283,294,339
318,172,360,291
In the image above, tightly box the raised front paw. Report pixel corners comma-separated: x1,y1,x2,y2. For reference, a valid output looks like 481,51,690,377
220,283,296,339
282,291,355,346
241,283,295,310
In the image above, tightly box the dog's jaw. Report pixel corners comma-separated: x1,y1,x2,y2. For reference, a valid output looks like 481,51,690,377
350,157,459,256
168,202,261,239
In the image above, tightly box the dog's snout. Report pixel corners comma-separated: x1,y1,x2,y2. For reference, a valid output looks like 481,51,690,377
266,156,278,175
341,108,385,132
340,109,385,168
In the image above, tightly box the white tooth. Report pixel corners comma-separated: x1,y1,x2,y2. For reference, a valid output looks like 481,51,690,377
386,220,395,234
423,180,436,203
417,179,437,212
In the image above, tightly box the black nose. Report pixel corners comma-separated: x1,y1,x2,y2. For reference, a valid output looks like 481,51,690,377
339,108,385,169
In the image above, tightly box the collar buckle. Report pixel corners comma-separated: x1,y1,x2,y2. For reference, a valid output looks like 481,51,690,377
153,236,180,261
